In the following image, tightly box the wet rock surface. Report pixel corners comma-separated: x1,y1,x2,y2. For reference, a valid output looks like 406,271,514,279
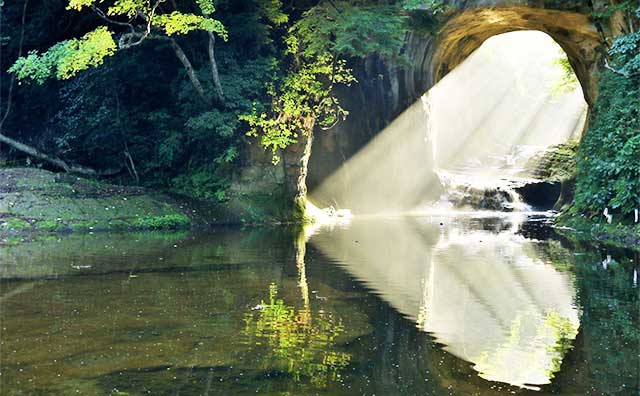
525,142,579,182
444,185,517,211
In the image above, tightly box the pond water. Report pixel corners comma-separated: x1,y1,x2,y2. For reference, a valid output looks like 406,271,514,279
0,214,638,396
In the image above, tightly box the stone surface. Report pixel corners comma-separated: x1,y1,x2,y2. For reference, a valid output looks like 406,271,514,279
432,4,602,106
525,142,579,182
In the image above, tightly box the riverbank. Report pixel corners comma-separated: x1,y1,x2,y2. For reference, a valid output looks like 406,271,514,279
0,168,191,234
557,214,640,251
2,167,639,252
0,168,291,236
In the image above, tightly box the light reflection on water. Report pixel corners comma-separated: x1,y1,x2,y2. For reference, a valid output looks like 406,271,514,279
309,215,579,389
0,216,638,396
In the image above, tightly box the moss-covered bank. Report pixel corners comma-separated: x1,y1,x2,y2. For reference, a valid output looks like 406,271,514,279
0,168,192,234
0,168,296,236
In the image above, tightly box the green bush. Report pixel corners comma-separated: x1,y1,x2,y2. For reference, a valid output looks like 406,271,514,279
571,13,640,220
36,220,66,232
130,213,191,230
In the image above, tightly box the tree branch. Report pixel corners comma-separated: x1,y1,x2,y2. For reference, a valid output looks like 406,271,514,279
167,37,211,105
124,146,139,183
0,0,29,130
0,131,119,176
118,31,149,49
115,32,211,105
207,32,224,103
147,0,163,36
90,5,135,32
96,1,214,106
604,58,638,78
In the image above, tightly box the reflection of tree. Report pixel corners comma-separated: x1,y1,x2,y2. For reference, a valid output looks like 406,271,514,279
544,310,579,375
471,309,578,389
243,284,351,387
571,252,640,394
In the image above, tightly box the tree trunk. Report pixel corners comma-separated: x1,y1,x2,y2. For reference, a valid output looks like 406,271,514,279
207,32,224,103
168,38,211,105
0,0,29,130
282,120,316,216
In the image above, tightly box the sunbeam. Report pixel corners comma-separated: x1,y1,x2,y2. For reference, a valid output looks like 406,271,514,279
310,31,588,215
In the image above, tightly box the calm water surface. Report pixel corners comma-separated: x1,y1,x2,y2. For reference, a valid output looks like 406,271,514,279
0,214,638,396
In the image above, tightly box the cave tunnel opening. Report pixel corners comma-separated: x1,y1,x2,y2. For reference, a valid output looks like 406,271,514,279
307,28,591,215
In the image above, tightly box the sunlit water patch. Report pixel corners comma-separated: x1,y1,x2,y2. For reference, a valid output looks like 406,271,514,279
309,215,580,389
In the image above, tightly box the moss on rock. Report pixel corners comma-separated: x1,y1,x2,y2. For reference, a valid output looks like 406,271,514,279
0,168,304,235
0,168,192,234
525,141,579,182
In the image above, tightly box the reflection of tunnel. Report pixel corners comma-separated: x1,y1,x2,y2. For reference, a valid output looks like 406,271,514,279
309,216,581,389
303,4,606,213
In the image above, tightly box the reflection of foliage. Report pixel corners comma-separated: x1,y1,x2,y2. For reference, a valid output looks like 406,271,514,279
542,240,576,272
572,253,640,394
543,310,579,375
243,283,351,387
472,309,579,388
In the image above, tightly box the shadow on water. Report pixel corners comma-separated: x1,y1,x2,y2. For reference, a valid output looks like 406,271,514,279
0,215,638,395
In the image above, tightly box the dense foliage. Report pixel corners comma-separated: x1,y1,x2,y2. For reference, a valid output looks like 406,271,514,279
571,4,640,221
0,0,291,199
5,0,636,223
0,0,411,199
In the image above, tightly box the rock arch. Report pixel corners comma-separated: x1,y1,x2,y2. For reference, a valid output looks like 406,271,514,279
427,5,603,106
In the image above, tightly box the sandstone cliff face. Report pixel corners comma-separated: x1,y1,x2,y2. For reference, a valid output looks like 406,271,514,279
252,1,619,214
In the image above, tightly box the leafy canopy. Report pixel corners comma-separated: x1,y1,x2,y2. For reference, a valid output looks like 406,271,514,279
9,27,117,84
609,31,640,76
10,0,227,84
292,4,407,59
255,0,288,26
551,51,580,96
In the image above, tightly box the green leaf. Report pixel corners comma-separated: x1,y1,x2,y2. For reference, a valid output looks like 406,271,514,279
9,26,117,84
154,12,227,39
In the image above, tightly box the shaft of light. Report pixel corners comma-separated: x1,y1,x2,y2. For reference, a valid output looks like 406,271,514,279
310,31,588,215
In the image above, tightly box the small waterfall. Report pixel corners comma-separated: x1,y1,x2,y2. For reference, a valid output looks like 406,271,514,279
428,144,560,212
432,168,530,212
